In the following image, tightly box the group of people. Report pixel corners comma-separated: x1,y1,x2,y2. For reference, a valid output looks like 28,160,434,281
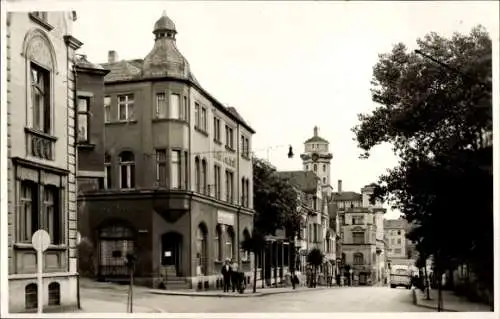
220,258,246,293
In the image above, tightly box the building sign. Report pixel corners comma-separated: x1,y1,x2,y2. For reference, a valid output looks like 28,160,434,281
217,210,235,226
214,151,236,168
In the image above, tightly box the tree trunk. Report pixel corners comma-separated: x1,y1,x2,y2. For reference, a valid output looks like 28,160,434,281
253,251,257,293
424,261,431,300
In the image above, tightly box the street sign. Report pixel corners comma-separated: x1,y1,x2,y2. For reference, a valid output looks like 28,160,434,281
32,229,50,314
32,229,51,252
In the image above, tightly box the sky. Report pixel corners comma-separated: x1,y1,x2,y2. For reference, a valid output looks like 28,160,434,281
7,1,499,219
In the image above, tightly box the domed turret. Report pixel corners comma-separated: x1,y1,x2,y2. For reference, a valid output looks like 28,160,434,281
141,11,191,79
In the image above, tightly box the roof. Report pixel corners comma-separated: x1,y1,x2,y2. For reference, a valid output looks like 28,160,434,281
75,54,109,75
384,219,407,229
331,191,362,202
305,136,329,143
277,171,319,194
226,107,251,129
154,11,176,33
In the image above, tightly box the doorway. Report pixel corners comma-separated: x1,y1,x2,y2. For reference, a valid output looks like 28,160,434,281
161,232,183,276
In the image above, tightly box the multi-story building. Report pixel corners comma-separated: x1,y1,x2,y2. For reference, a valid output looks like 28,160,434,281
77,12,255,290
332,182,387,285
6,11,82,312
300,126,334,196
384,218,408,260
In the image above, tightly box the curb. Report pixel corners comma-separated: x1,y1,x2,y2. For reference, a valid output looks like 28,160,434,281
412,289,458,313
149,286,331,298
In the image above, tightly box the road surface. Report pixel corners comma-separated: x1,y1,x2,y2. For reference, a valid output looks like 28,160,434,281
80,284,432,313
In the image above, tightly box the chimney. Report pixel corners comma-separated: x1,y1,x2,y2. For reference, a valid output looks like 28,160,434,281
108,50,118,63
338,179,342,192
314,126,318,137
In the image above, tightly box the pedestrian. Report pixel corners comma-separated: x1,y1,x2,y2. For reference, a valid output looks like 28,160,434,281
231,259,239,292
221,258,232,293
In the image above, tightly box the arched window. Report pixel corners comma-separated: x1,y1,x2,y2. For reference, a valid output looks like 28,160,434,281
48,282,60,306
201,159,207,194
196,223,208,276
226,226,235,260
195,157,200,192
313,164,317,172
119,151,135,189
104,152,112,189
242,229,251,261
25,283,37,309
214,224,223,261
353,252,364,265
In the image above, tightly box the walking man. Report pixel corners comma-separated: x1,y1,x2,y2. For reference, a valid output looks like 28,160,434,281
221,258,232,292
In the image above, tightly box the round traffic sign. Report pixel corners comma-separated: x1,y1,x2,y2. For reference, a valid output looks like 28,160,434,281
32,229,51,252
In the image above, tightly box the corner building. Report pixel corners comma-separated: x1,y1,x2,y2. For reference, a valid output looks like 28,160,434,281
78,12,255,289
6,12,82,312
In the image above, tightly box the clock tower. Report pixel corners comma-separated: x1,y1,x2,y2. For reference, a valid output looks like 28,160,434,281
300,126,333,195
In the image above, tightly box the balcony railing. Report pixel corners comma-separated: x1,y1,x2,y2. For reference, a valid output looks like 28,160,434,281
25,128,56,160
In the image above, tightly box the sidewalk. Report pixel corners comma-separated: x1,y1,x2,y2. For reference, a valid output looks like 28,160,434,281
412,288,492,312
149,285,331,298
77,298,163,313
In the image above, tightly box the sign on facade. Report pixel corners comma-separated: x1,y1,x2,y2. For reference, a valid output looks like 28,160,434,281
214,151,236,168
217,210,235,226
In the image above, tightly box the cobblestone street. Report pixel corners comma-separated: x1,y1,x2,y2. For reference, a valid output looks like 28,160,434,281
80,283,432,313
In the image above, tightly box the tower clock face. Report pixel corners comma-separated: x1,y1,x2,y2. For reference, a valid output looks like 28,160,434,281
311,153,319,162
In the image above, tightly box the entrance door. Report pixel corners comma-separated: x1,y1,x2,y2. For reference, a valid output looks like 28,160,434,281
161,232,182,275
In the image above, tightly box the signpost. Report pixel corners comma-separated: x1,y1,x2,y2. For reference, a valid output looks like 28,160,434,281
32,229,51,314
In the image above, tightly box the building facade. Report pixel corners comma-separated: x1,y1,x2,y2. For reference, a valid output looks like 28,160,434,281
6,11,82,312
300,126,334,196
77,12,255,289
384,218,408,260
332,182,387,285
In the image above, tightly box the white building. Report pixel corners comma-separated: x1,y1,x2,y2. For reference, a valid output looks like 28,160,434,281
6,11,81,312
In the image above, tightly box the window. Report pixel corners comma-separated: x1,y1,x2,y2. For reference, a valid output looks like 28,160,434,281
184,151,189,189
397,238,401,244
104,96,111,123
241,136,245,155
196,224,208,276
245,137,250,157
323,177,326,184
155,149,167,186
155,93,167,118
104,153,112,189
323,164,326,172
241,177,246,206
352,215,364,225
241,136,250,157
352,232,365,244
306,165,309,170
225,170,234,203
20,181,38,242
225,125,234,149
32,11,48,20
194,102,200,127
48,282,60,306
25,283,38,309
169,93,180,119
170,150,181,189
226,227,234,260
201,159,207,194
397,230,401,235
182,96,188,121
118,94,134,121
395,248,402,254
214,118,221,142
313,164,317,172
44,186,60,244
119,151,135,189
195,157,200,192
215,225,222,261
77,97,90,143
245,179,250,207
200,107,207,131
353,253,364,265
214,165,221,199
31,63,51,134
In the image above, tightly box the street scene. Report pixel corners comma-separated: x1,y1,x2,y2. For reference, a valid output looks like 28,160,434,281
2,0,497,316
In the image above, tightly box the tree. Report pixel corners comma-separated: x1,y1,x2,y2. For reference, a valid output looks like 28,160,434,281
240,229,266,293
353,26,493,305
253,157,299,236
307,248,324,288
